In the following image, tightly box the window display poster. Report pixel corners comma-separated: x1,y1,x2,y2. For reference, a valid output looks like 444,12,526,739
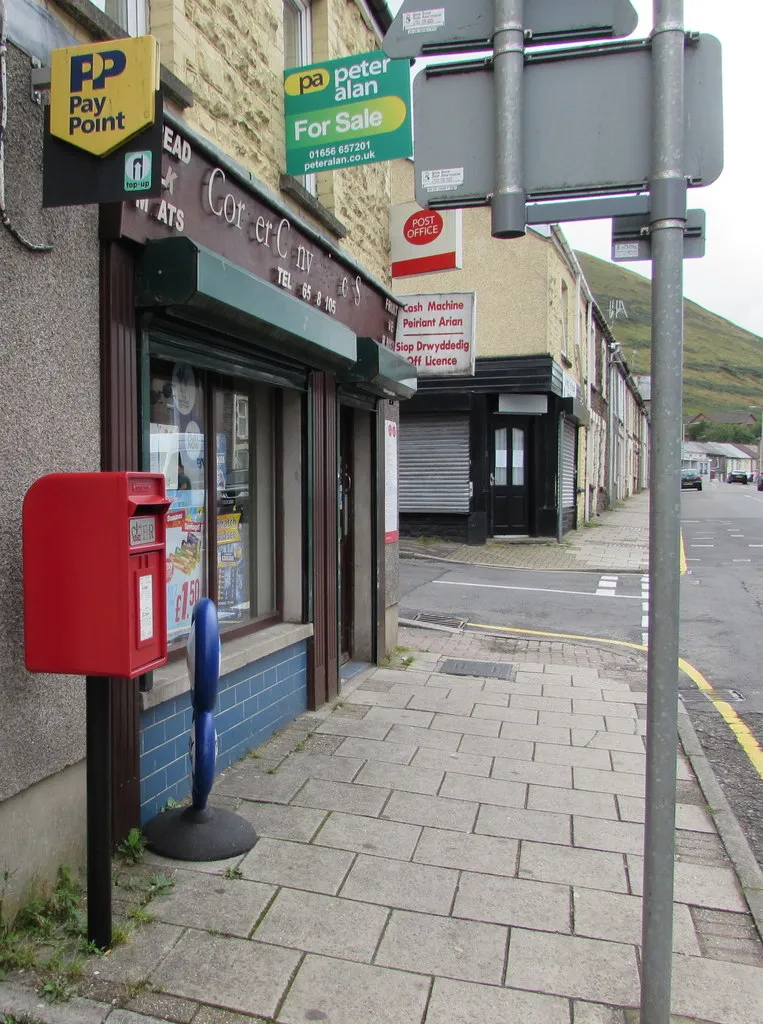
385,420,399,543
150,423,180,489
217,512,245,622
165,502,205,641
216,432,228,491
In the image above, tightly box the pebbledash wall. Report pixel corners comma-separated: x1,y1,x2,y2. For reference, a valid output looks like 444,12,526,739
139,642,307,821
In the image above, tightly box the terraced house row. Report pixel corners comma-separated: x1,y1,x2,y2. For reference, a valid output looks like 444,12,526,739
391,161,650,542
0,0,648,910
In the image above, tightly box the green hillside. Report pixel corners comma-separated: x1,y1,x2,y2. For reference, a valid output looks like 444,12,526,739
575,252,763,415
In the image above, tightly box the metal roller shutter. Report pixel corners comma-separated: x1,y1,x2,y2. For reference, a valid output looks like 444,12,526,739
562,417,577,510
400,415,471,513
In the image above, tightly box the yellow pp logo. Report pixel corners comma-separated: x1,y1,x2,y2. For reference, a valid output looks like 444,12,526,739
50,36,160,157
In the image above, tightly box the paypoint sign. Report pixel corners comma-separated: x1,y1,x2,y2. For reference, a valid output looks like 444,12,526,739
284,50,412,175
50,36,159,157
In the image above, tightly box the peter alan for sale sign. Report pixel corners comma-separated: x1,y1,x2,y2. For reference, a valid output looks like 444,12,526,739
394,292,476,377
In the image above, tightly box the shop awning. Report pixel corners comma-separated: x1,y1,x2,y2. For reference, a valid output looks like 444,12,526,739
561,395,591,427
136,237,357,371
341,337,418,400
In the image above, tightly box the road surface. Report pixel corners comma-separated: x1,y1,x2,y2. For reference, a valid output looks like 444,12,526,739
400,478,763,864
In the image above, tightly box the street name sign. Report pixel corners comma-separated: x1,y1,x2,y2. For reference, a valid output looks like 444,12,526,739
413,36,722,208
383,0,638,58
283,50,412,175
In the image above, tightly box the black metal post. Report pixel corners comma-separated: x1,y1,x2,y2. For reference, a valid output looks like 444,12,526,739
86,676,112,949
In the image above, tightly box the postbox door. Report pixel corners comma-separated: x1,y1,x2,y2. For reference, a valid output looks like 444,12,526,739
128,549,165,674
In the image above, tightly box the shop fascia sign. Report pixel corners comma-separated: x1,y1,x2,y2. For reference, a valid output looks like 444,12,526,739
43,36,162,206
390,201,463,278
394,292,476,377
283,50,412,175
562,370,582,400
116,122,401,349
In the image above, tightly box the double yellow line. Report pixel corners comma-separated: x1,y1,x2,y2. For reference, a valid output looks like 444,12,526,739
680,533,688,575
466,620,763,780
674,531,763,774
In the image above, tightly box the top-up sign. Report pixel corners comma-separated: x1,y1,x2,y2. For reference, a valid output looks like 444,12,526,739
383,0,638,58
284,50,412,175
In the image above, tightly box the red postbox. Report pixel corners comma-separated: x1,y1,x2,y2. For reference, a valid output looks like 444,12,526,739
23,472,171,678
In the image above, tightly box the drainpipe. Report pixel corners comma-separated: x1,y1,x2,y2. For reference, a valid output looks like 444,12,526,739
557,410,565,543
0,0,52,252
551,225,595,521
585,301,594,519
607,346,617,508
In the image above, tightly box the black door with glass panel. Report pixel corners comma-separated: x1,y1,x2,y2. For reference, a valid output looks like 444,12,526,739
491,417,530,535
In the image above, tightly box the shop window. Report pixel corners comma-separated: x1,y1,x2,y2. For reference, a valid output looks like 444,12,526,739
283,0,317,196
149,361,280,648
512,428,525,486
91,0,147,35
494,427,508,486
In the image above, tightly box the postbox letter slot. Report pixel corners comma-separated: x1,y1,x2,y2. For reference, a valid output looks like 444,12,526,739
127,496,172,515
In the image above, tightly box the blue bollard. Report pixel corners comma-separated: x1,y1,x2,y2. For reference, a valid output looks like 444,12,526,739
143,598,257,860
188,598,220,811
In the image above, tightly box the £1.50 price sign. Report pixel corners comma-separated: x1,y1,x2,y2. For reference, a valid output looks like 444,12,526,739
284,50,412,176
165,507,204,640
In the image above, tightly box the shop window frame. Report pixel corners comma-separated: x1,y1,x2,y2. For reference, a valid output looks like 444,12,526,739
91,0,147,35
283,0,317,197
142,337,292,661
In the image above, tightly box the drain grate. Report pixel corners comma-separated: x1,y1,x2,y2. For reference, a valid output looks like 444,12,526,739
441,658,513,679
414,612,467,630
681,687,745,703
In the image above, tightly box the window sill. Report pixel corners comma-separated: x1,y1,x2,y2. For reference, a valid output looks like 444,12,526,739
142,621,314,711
54,0,194,109
280,175,347,239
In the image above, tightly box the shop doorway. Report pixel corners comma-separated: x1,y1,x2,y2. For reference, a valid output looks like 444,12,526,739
491,416,530,535
339,405,354,662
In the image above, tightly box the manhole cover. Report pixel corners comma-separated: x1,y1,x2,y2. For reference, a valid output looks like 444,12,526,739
441,659,512,679
414,612,466,629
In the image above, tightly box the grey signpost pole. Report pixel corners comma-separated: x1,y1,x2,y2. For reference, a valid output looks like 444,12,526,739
641,1,687,1021
492,0,526,238
387,4,720,1020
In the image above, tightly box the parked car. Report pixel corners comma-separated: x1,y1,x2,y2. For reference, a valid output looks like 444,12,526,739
758,476,763,492
681,469,702,491
728,471,749,484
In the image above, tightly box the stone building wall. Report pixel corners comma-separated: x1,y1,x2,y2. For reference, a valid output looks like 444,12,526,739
150,0,391,281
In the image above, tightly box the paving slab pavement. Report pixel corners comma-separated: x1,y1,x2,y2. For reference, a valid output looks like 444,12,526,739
3,620,763,1024
401,490,650,574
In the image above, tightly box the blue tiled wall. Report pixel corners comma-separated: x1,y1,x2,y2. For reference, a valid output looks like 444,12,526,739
139,641,307,822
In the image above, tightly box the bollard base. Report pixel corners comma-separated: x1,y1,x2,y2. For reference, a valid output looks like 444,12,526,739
143,805,257,861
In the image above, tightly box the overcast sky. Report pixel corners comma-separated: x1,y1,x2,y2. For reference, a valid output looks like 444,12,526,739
386,1,763,337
